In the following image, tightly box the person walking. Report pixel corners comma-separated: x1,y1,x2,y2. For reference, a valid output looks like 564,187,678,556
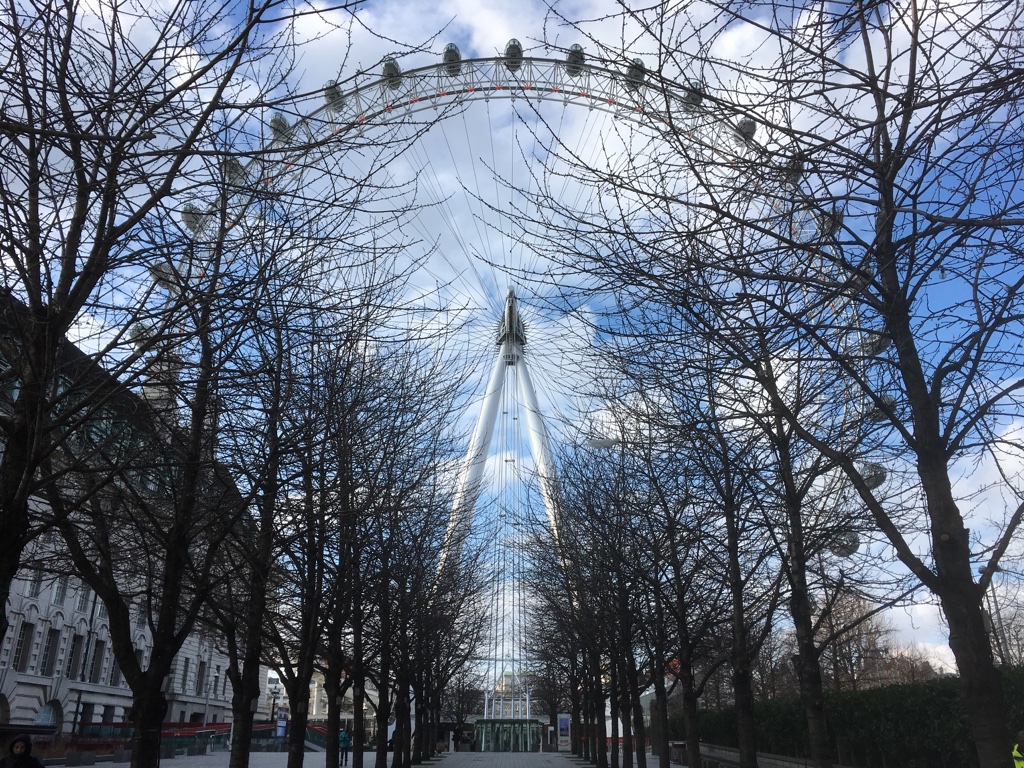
339,728,352,767
1,735,45,768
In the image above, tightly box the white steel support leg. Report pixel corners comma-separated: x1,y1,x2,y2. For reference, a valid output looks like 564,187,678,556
515,355,560,544
441,288,561,566
439,350,507,572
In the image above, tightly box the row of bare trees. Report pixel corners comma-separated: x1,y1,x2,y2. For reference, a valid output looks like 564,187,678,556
525,383,925,768
0,1,490,768
506,0,1024,765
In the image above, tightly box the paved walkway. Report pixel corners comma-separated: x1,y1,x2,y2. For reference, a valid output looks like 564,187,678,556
161,751,589,768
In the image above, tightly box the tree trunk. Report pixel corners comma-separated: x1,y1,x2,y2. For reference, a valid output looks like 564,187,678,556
228,686,255,768
352,548,366,768
0,519,25,641
877,205,1012,767
592,671,608,768
775,428,831,768
619,699,631,768
391,674,410,768
789,578,831,768
620,689,633,768
229,457,279,768
352,674,366,768
286,699,309,768
609,663,619,768
727,503,760,768
0,357,47,642
931,493,1010,768
651,674,670,768
325,665,342,768
629,679,646,768
732,661,759,768
682,683,701,768
130,687,169,768
373,670,391,768
411,677,425,763
571,683,583,757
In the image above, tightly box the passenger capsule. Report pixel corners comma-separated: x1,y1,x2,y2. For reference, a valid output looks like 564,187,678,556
859,331,892,357
624,58,645,90
129,322,152,349
783,153,805,187
181,203,211,235
858,462,887,491
735,117,756,142
565,44,584,77
864,394,897,423
505,39,523,72
147,263,177,292
443,43,462,77
269,112,290,142
845,269,872,296
830,530,860,558
817,207,844,238
324,80,344,111
382,57,403,89
221,157,244,185
682,80,703,110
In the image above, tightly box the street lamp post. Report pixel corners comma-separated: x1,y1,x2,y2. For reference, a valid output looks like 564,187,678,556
203,673,218,725
270,686,280,722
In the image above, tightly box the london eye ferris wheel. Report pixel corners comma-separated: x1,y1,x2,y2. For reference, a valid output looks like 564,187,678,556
168,36,883,747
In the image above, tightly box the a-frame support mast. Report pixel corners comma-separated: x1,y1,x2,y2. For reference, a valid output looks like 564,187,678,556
440,289,559,570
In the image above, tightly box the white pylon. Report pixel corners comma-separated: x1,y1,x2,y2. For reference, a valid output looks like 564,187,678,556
439,288,560,572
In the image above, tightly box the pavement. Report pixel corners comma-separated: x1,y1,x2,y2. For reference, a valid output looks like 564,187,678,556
160,751,590,768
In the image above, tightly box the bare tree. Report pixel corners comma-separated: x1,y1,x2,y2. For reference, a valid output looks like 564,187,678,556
0,0,358,641
441,666,486,738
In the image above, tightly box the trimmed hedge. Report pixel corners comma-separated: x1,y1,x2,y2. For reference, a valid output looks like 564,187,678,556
677,666,1024,768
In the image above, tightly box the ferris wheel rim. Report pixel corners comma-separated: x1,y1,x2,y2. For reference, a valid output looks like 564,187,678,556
182,50,799,237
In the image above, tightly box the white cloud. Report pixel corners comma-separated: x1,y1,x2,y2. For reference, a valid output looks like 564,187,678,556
885,601,956,673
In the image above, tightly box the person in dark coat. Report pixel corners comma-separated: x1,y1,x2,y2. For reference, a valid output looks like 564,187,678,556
2,735,45,768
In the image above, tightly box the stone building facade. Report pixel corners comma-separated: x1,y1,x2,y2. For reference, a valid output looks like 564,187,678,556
0,550,246,732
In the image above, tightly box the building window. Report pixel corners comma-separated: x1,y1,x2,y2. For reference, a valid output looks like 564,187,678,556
12,622,35,672
135,609,146,630
28,570,43,598
76,586,92,613
40,628,61,676
65,634,84,678
109,657,122,688
181,658,190,693
98,603,107,619
36,703,58,727
89,640,105,684
53,577,68,606
196,660,207,696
